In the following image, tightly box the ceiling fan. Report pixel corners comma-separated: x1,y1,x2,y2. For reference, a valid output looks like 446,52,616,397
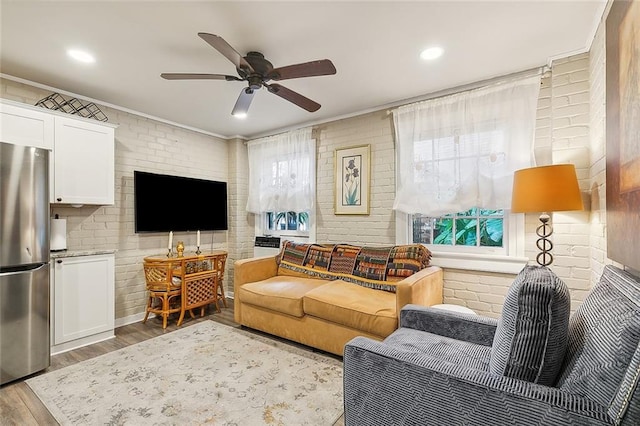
161,33,337,116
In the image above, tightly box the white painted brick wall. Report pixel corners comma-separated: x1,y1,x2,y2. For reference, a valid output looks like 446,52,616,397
2,12,616,322
272,54,601,317
535,77,553,164
315,111,397,245
546,54,593,311
227,138,254,296
1,77,229,320
588,9,612,288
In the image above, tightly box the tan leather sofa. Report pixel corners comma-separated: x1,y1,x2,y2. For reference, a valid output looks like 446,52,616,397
234,241,444,356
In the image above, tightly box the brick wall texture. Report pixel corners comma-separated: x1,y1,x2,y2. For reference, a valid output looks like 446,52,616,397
0,78,229,322
0,8,617,322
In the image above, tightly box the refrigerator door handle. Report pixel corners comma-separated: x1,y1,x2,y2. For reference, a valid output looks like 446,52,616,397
0,263,48,276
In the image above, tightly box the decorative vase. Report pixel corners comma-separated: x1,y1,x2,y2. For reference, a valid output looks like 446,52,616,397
176,241,185,257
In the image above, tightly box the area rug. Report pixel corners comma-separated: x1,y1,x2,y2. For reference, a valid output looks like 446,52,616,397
26,321,344,425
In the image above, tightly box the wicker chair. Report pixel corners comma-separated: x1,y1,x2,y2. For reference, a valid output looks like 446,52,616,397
142,260,182,329
176,256,221,326
213,254,227,309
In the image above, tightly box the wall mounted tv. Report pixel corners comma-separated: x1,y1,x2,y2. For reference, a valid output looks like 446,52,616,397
134,170,228,233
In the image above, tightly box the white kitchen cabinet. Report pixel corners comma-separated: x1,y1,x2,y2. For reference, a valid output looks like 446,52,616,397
52,116,115,205
1,98,116,205
51,253,115,354
0,100,54,150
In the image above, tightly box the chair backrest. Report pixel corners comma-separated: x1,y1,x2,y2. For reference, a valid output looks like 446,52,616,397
214,254,226,281
143,260,178,291
556,265,640,424
489,265,570,386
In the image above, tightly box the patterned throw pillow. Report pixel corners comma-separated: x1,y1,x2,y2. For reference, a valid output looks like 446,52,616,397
304,244,334,271
386,244,431,279
353,246,393,281
489,265,570,386
328,244,361,275
275,242,430,293
279,240,311,266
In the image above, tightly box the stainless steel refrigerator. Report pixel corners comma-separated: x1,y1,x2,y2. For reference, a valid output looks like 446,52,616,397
0,141,50,385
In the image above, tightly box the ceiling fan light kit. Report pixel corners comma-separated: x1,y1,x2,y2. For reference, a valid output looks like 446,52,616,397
161,33,336,117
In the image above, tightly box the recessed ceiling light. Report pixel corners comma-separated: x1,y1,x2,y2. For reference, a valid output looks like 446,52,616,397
67,49,95,64
420,47,444,61
233,112,247,119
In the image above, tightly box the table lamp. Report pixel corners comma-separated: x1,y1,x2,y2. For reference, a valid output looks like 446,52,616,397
511,164,583,266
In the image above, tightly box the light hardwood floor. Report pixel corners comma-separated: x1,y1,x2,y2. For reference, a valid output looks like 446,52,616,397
0,299,345,426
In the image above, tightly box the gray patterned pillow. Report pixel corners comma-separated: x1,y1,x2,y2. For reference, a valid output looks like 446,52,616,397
489,265,570,386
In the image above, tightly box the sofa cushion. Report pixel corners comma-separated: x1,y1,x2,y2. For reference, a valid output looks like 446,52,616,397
279,241,310,266
304,244,334,271
353,246,393,281
383,327,492,372
277,241,432,293
386,244,431,280
303,280,397,337
489,265,570,386
328,244,361,274
238,276,329,318
556,265,640,414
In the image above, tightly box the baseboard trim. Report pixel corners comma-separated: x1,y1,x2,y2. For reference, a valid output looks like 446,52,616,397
113,297,235,329
115,312,146,328
51,331,115,356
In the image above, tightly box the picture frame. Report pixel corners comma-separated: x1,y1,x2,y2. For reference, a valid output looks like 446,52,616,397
334,145,370,215
606,0,640,271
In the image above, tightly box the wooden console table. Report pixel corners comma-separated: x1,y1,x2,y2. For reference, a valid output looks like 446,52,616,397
143,250,227,326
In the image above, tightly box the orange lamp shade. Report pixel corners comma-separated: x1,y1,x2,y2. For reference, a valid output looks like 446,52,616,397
511,164,583,213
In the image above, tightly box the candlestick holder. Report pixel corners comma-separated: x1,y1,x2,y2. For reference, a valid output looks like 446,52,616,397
195,246,202,255
167,248,173,258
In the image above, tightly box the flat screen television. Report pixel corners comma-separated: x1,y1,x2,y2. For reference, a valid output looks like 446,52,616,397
134,170,228,233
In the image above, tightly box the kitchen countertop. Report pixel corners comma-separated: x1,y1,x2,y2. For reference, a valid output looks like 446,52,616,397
50,249,117,259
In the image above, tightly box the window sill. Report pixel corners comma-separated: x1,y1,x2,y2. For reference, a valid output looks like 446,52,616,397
429,251,528,274
266,233,310,243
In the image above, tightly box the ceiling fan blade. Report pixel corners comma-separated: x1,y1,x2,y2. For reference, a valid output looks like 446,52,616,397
198,33,254,73
231,88,255,116
265,83,321,112
160,73,240,81
267,59,336,81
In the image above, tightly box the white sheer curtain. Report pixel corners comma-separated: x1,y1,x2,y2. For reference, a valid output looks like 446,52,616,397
392,75,541,216
246,127,315,214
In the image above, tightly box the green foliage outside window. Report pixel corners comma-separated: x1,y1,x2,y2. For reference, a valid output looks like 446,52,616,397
413,208,503,247
267,211,309,233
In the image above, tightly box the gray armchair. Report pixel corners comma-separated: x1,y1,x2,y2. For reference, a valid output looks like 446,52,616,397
343,265,640,425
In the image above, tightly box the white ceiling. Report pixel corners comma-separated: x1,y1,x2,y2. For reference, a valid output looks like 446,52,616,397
0,1,606,139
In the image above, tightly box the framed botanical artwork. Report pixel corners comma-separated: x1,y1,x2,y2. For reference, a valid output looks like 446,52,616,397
334,145,370,215
606,0,640,271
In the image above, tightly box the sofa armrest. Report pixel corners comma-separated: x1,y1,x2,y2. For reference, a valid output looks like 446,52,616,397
233,255,279,289
233,255,279,324
394,266,443,318
400,304,498,346
344,337,611,426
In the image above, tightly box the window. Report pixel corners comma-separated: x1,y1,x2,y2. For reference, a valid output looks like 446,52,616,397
392,75,541,216
265,211,310,236
247,127,317,242
398,208,525,273
246,127,315,214
392,75,540,273
412,208,504,248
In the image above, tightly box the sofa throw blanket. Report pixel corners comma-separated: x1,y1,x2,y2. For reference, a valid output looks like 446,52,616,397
277,241,431,293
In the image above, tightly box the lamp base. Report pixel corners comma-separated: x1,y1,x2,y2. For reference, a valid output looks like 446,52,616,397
535,213,553,266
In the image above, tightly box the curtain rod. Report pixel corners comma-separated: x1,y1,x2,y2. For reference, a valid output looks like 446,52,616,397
244,65,549,142
386,65,549,114
243,125,315,145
